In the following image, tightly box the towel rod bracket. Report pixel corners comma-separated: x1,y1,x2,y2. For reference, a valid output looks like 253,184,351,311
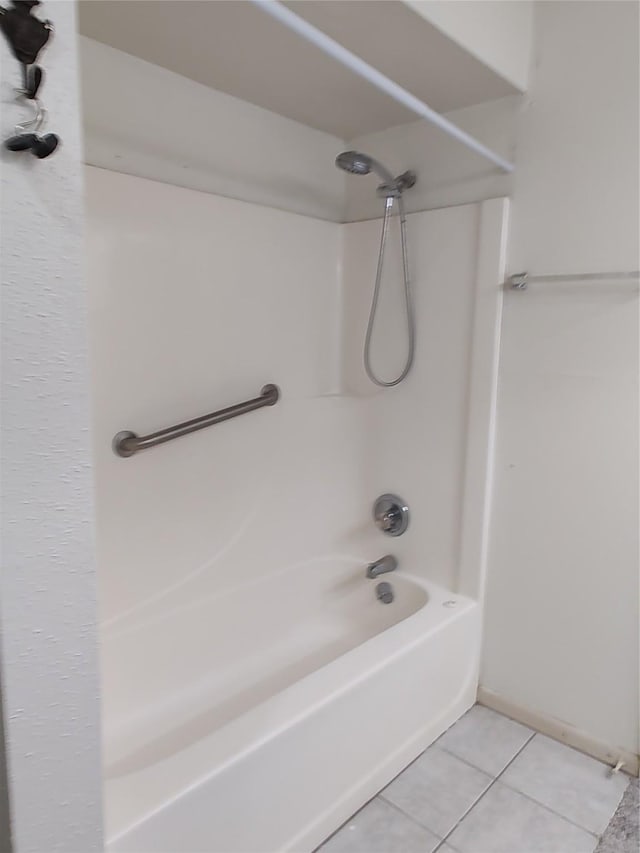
509,273,529,290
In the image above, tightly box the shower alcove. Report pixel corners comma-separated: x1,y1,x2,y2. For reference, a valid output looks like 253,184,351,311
80,2,522,850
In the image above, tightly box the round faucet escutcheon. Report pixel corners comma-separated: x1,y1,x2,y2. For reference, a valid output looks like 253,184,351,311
373,494,409,537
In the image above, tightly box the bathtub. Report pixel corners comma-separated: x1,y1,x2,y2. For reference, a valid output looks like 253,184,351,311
102,563,480,852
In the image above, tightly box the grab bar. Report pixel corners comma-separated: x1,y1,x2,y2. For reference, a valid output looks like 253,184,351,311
112,384,280,458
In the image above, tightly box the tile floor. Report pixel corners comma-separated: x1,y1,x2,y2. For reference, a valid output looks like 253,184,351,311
318,705,635,853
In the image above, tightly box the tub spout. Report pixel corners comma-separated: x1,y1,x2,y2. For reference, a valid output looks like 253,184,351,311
366,555,398,579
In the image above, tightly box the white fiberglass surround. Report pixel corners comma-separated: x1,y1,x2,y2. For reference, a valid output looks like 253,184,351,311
87,167,507,851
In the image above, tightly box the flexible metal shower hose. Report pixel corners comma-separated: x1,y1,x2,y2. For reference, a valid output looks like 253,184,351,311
364,194,415,387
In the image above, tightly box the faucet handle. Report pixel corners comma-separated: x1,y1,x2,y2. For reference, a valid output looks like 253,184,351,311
373,494,409,537
380,510,399,532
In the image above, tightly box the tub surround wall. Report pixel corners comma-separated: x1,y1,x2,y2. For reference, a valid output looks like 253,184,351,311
456,199,509,603
89,168,505,625
87,165,507,846
341,199,507,601
0,3,103,850
341,205,481,596
342,199,509,600
87,166,344,624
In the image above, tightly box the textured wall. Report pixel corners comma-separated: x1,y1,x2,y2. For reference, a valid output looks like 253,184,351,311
0,2,103,851
0,692,9,851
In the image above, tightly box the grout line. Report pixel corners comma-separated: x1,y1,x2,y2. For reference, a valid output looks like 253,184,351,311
436,741,528,776
377,792,448,843
497,782,601,839
384,729,612,850
376,794,445,841
438,731,609,847
494,735,619,838
320,713,621,850
379,737,528,848
378,795,425,824
433,730,538,850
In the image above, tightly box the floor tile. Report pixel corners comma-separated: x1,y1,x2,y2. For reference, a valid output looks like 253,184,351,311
381,745,492,838
595,777,639,853
448,781,598,853
437,705,534,776
319,797,441,853
501,734,628,834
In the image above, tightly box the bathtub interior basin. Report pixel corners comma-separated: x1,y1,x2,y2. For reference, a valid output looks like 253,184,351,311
102,564,479,851
103,561,427,777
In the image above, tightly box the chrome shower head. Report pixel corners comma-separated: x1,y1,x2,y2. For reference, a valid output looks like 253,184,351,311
335,150,395,186
335,150,372,175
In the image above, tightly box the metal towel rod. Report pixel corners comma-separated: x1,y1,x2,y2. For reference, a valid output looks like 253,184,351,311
509,271,640,290
112,384,280,458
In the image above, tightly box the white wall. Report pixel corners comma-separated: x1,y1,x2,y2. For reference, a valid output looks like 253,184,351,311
86,167,501,609
80,37,346,223
406,0,534,92
85,168,506,840
342,205,479,591
482,0,639,762
86,167,344,627
87,170,501,624
508,2,639,275
341,199,507,602
0,2,103,850
345,95,519,222
80,36,522,227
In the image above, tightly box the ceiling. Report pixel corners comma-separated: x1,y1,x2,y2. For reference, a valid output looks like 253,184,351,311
78,0,518,140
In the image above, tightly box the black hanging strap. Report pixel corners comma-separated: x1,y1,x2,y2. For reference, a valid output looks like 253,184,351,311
0,0,51,66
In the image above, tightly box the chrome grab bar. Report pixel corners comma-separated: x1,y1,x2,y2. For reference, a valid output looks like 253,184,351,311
112,384,280,458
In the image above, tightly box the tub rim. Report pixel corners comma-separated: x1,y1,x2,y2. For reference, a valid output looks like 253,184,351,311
105,574,477,843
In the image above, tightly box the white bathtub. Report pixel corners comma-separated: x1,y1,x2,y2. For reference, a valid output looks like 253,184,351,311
103,563,480,852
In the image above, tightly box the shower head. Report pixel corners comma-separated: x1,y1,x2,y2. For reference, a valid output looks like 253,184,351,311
335,150,372,175
335,150,395,186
